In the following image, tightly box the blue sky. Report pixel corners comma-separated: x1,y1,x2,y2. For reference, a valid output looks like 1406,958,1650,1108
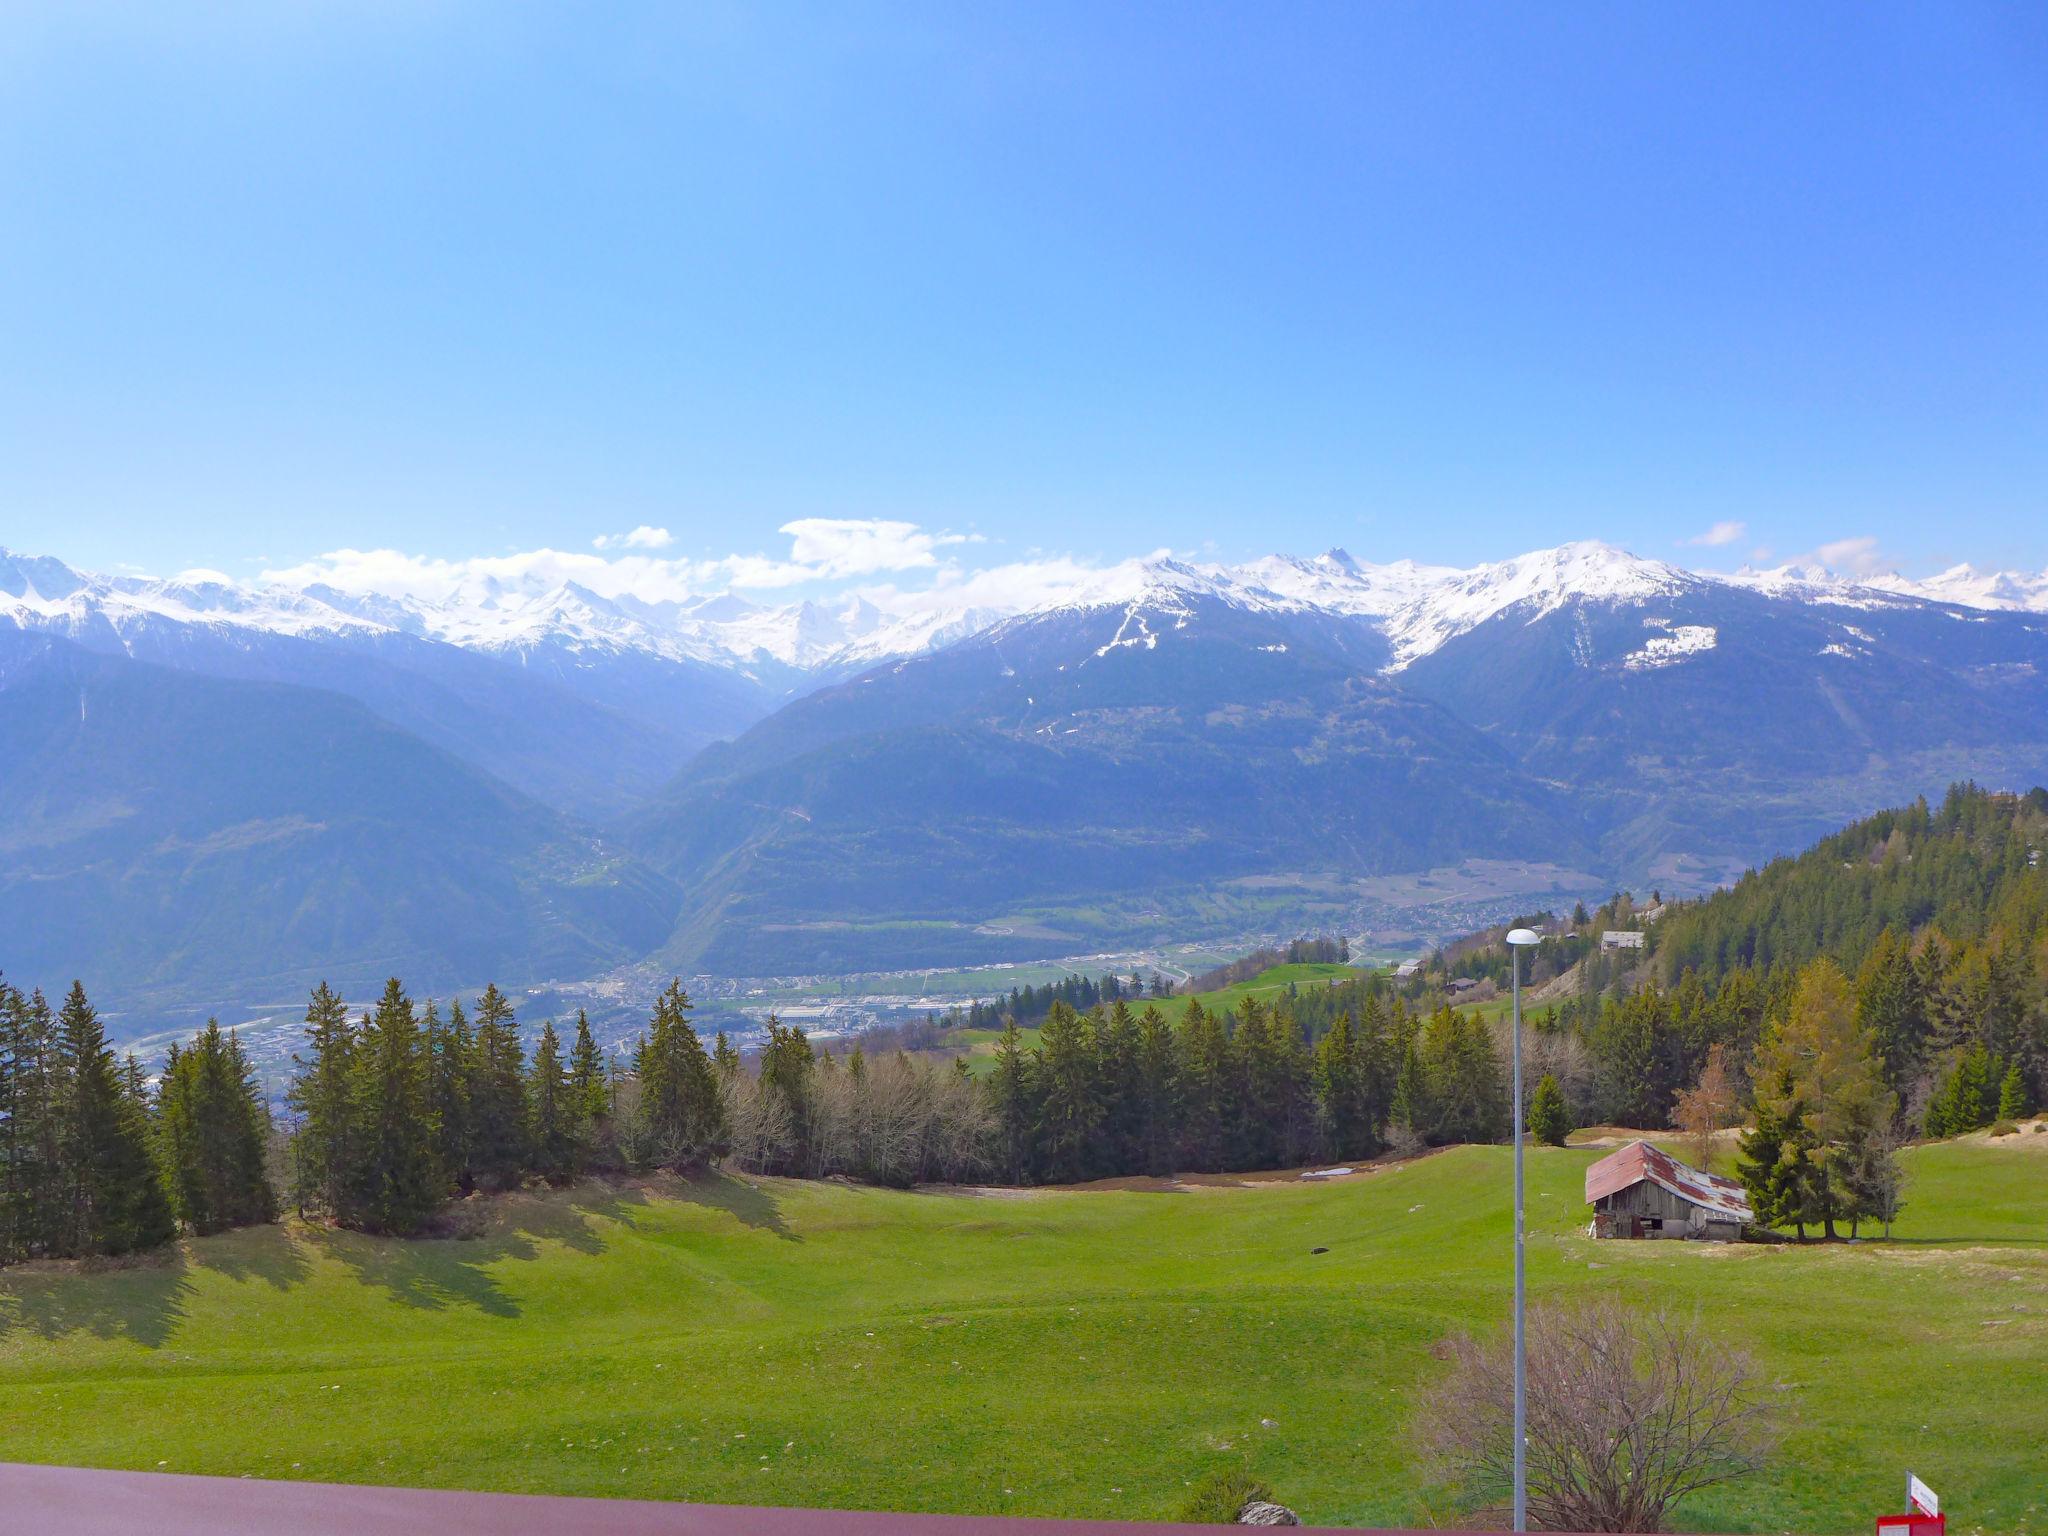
3,2,2045,591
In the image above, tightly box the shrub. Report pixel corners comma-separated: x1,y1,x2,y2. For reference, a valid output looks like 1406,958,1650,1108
1990,1120,2019,1138
1177,1465,1272,1524
1413,1298,1778,1532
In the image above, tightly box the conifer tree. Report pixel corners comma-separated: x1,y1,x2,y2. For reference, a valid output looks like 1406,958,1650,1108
1527,1072,1572,1147
0,983,64,1262
157,1020,275,1234
1854,929,1927,1094
1131,1004,1179,1176
424,998,475,1194
568,1010,612,1162
986,1016,1038,1182
1924,1043,1995,1138
1996,1061,2027,1122
1313,1011,1372,1159
1094,1000,1142,1174
286,982,357,1219
469,983,530,1189
527,1020,577,1180
55,982,174,1255
631,980,726,1170
756,1019,816,1175
1034,1000,1102,1182
347,979,443,1234
1175,999,1233,1172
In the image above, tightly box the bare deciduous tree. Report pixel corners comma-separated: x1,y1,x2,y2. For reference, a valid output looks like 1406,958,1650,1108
1673,1044,1738,1173
1413,1298,1778,1532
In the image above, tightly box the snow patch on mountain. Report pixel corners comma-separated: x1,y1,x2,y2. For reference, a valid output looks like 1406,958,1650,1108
1625,622,1718,671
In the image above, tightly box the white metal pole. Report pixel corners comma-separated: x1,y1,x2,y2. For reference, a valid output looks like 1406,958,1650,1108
1512,943,1527,1534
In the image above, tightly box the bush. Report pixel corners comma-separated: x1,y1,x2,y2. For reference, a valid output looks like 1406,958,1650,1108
1177,1466,1272,1524
1413,1298,1778,1532
1990,1120,2019,1138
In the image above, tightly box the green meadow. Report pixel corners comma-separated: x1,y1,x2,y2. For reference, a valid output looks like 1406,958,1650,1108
1,1135,2042,1532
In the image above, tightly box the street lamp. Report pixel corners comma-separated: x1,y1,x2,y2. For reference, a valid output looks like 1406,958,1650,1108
1504,925,1541,1535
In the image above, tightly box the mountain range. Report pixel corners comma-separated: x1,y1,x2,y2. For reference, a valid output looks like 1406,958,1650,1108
6,539,2047,1017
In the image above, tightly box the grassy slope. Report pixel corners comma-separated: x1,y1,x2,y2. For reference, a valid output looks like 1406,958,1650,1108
1177,961,1374,1017
941,965,1377,1075
1,1138,2043,1532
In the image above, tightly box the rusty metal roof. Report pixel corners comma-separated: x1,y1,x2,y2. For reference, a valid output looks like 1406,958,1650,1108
1583,1140,1752,1223
0,1463,1468,1536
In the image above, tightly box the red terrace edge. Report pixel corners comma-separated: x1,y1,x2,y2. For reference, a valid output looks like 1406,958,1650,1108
0,1463,1529,1536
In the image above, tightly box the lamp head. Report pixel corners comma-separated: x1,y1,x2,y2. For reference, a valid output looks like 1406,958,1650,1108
1505,927,1541,947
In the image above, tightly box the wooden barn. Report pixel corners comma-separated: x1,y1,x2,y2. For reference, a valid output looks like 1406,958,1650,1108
1585,1140,1752,1241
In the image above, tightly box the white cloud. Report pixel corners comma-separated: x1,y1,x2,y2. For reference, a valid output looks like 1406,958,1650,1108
259,517,998,608
593,525,674,551
1805,536,1889,576
174,567,236,585
1684,520,1747,548
779,517,971,578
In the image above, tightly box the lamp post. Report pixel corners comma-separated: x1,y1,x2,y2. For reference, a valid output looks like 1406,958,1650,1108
1504,925,1541,1535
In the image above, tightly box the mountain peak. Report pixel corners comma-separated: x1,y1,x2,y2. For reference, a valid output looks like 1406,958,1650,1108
1377,541,1693,669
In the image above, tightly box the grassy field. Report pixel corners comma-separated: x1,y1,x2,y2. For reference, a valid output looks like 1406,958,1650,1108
1175,961,1377,1017
1,1134,2043,1531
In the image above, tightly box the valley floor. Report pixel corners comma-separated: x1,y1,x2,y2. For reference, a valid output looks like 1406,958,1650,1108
0,1137,2042,1532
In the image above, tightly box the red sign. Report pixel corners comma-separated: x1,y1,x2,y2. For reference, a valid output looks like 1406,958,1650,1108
1876,1515,1945,1536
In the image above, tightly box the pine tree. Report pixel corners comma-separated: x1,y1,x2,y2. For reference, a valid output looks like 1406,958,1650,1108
1996,1061,2028,1122
347,979,443,1234
527,1021,577,1180
1035,1001,1103,1182
424,998,475,1194
286,982,357,1219
55,982,174,1255
1528,1072,1572,1147
1314,1012,1371,1159
568,1010,613,1164
1748,959,1890,1238
756,1019,816,1176
631,980,727,1171
157,1021,276,1234
985,1017,1038,1182
1736,1087,1801,1237
469,983,530,1189
1175,999,1233,1172
1131,1003,1179,1175
0,983,64,1262
1924,1044,1996,1138
1094,1000,1142,1174
1854,929,1927,1094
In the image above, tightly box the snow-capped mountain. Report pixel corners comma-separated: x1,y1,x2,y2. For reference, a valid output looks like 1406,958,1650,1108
1869,563,2048,613
10,538,2047,694
9,534,2048,1009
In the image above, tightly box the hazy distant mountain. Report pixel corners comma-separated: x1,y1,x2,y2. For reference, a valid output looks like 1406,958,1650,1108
0,630,677,1010
629,559,1589,973
8,536,2048,1005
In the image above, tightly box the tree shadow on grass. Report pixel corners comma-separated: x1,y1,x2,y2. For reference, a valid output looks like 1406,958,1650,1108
670,1171,800,1241
300,1178,666,1316
308,1225,525,1318
0,1250,193,1349
188,1222,314,1291
0,1176,675,1340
